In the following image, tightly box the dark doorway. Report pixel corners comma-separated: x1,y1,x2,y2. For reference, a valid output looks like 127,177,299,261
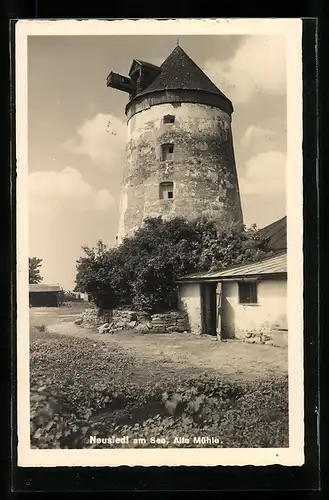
201,282,217,335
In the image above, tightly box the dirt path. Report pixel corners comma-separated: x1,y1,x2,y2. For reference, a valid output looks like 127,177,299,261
37,311,288,383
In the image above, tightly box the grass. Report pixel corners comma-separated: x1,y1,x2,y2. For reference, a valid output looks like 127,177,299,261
30,327,289,449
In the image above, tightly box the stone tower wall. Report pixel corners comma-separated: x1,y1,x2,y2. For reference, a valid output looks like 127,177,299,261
117,101,243,242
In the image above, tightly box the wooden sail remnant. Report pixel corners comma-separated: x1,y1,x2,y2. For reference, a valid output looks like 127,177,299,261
106,72,136,94
107,59,162,99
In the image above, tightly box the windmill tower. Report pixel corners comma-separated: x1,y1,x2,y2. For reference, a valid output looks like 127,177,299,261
107,45,243,243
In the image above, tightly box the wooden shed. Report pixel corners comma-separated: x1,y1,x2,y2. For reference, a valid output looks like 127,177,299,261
29,284,62,307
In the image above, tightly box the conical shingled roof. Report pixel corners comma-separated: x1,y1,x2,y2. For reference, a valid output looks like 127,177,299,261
136,45,231,103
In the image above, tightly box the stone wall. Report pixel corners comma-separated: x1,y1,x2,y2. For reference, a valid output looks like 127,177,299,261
77,308,190,335
241,326,288,348
222,318,288,348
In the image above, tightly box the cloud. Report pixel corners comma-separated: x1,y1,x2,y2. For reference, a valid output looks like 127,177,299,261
239,150,286,196
203,36,286,103
240,125,279,156
241,125,275,147
29,167,118,291
29,167,115,218
62,113,126,169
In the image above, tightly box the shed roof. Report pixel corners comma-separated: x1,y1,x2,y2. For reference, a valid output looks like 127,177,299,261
258,216,287,251
178,251,287,282
135,46,231,104
29,284,61,293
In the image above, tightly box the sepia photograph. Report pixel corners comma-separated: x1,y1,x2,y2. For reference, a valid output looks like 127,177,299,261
16,18,304,467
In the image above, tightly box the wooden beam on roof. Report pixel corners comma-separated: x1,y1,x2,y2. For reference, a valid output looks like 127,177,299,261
106,72,136,94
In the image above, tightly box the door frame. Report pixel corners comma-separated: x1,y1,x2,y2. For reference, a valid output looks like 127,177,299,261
216,281,222,340
200,281,218,335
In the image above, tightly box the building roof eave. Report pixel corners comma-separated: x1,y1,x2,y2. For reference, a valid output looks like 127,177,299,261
176,271,287,284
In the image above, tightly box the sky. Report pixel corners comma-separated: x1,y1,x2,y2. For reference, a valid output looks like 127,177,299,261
28,34,287,291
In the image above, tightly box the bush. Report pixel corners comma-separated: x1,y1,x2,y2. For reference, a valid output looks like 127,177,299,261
75,216,273,313
30,334,288,449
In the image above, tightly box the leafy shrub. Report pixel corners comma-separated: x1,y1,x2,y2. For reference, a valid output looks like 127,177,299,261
30,334,288,449
75,216,273,312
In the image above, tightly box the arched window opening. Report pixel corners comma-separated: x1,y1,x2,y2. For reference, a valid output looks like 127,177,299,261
160,143,174,161
163,114,175,124
159,181,174,200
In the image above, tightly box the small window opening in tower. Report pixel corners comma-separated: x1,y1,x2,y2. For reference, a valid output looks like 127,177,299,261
163,114,175,124
161,143,174,161
159,181,174,200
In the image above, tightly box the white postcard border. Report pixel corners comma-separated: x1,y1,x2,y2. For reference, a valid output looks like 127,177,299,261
15,18,304,467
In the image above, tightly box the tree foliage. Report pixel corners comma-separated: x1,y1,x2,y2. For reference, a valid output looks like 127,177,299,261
29,257,43,284
75,216,273,312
